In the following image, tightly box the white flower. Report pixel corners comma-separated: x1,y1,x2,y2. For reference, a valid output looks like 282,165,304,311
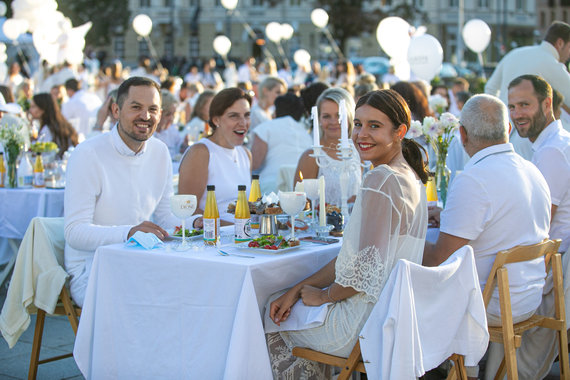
429,94,448,111
407,120,423,138
439,112,459,131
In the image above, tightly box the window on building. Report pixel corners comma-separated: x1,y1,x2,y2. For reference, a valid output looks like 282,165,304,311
138,39,150,57
541,11,546,28
290,0,301,5
140,0,150,6
515,0,526,10
252,0,264,5
114,35,125,60
413,0,424,7
552,10,556,23
478,0,489,7
189,35,199,60
164,0,173,6
449,0,458,7
548,0,555,7
564,10,569,23
562,0,570,6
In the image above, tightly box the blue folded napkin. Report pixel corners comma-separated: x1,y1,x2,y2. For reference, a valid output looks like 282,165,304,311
126,231,164,250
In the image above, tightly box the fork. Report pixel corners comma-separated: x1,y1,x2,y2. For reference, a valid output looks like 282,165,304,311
217,249,255,259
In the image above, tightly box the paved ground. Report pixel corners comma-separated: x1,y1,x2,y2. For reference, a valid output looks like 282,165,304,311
0,279,563,380
0,283,83,380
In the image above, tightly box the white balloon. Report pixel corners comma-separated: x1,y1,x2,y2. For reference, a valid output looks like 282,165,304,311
293,49,311,66
0,52,6,62
3,19,23,40
462,19,491,53
213,35,231,56
281,23,294,41
221,0,238,10
132,14,152,37
407,34,443,81
266,22,282,43
0,3,7,17
311,8,328,29
0,43,5,53
377,17,411,59
65,48,84,65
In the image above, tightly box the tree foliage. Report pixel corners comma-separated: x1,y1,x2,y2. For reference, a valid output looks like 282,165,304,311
57,0,130,46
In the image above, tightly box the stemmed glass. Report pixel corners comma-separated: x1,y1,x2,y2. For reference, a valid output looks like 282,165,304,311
170,195,197,250
278,191,307,242
303,179,319,230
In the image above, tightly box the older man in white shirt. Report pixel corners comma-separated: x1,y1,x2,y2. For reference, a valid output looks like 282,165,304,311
508,74,570,254
64,77,181,307
485,21,570,160
61,78,102,141
423,94,551,379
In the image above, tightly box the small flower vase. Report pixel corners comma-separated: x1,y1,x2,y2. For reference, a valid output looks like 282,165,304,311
5,148,19,188
435,153,451,207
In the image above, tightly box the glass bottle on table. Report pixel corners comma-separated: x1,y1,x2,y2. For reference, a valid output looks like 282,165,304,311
203,185,220,246
249,174,261,229
18,151,33,188
0,152,5,187
33,152,45,188
235,185,252,243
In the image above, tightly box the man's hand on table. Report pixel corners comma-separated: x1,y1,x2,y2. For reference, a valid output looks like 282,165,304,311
428,205,442,228
128,221,169,240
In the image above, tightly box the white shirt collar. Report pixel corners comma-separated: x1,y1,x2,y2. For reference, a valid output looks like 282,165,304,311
532,119,562,153
464,143,514,169
541,41,560,61
110,124,148,157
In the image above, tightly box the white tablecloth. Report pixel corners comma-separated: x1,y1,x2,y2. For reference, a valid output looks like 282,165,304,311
0,187,65,264
74,236,341,379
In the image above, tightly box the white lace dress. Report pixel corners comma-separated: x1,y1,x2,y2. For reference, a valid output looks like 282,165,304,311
269,163,427,378
316,142,362,207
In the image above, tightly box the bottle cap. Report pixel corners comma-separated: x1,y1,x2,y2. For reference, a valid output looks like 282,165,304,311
207,185,215,191
252,174,259,180
238,185,246,191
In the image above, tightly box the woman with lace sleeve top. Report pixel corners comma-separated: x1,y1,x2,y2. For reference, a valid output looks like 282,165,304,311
267,89,429,379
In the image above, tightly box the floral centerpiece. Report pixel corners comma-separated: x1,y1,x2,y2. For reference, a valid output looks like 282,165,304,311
0,122,25,188
30,142,58,153
428,94,448,116
409,112,460,206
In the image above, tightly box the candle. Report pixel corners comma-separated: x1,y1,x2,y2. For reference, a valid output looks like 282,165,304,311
339,99,349,149
319,175,326,226
312,106,320,147
295,181,304,192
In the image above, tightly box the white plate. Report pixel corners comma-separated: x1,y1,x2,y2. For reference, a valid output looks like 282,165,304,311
235,241,304,254
168,230,203,241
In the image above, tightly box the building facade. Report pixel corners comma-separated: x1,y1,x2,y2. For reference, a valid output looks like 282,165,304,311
111,0,539,68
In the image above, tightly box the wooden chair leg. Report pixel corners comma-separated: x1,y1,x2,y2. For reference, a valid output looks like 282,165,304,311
553,254,570,379
60,287,79,335
337,340,363,380
497,268,518,380
28,309,46,380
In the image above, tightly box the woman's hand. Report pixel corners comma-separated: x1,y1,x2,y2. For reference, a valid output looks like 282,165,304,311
299,285,327,306
269,288,299,326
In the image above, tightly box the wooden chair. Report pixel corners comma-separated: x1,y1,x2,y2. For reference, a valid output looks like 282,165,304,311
292,246,487,380
481,239,569,380
28,286,81,380
292,344,467,380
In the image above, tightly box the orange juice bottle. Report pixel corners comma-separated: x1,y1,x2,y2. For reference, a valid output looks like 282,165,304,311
203,185,220,246
33,153,45,188
426,174,438,203
0,152,5,187
234,185,251,243
248,175,261,229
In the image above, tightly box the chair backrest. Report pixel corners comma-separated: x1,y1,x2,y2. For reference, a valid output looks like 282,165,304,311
481,239,561,307
360,245,489,380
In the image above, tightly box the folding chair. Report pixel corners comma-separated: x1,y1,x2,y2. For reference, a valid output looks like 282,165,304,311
292,245,487,380
481,239,569,380
25,217,82,380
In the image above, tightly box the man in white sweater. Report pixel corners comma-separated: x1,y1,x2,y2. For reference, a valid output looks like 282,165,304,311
64,77,179,307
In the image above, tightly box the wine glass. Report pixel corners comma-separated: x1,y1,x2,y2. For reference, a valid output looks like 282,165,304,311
170,195,197,250
278,191,307,242
303,179,319,229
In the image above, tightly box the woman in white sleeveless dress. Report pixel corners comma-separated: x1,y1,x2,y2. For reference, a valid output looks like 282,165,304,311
178,88,252,224
267,90,429,379
294,87,362,208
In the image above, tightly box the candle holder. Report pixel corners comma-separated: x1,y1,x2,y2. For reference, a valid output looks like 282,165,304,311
315,224,334,237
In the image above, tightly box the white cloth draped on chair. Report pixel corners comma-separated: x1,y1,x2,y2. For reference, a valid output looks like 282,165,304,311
359,245,489,380
0,217,68,348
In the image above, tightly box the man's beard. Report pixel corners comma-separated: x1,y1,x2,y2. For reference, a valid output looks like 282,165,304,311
515,106,546,141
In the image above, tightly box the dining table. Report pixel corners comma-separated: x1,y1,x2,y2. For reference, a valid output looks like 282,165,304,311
0,186,65,287
73,229,342,379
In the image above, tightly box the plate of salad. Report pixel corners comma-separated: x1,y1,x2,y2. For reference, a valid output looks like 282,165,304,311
169,226,203,240
236,234,303,254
